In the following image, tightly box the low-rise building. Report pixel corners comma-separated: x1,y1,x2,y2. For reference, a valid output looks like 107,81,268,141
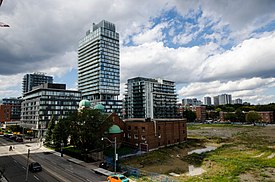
194,106,206,122
0,97,22,123
20,83,81,136
123,118,187,151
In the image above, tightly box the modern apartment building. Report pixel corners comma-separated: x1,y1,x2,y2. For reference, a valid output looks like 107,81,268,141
233,98,243,104
78,20,122,115
182,98,202,106
213,94,232,105
124,77,178,119
204,96,212,106
21,83,81,136
219,94,232,105
22,72,53,94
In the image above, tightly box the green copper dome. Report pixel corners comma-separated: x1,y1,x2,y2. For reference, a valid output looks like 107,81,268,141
94,103,105,111
108,125,122,134
79,100,91,108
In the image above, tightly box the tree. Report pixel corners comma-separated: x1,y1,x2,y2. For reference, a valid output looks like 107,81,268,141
246,111,262,124
183,110,197,122
224,113,237,122
52,117,72,148
235,109,245,123
69,109,112,153
45,116,56,146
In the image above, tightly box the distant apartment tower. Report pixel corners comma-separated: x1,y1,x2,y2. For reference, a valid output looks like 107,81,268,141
213,94,232,105
22,72,53,94
21,83,81,136
124,77,178,119
219,94,232,105
204,97,211,106
78,20,121,115
182,98,202,106
233,98,243,104
213,96,219,106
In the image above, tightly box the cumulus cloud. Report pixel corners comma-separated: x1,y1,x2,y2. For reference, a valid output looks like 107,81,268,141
178,77,275,97
199,32,275,81
0,0,274,104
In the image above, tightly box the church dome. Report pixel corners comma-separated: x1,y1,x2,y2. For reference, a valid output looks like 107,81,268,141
94,103,105,111
79,100,91,108
108,125,122,134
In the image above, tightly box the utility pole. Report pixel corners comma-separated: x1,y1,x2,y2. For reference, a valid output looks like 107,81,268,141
102,137,117,174
25,149,30,182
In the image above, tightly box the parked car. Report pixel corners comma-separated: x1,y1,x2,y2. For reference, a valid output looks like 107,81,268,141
16,137,23,142
29,162,42,172
107,174,129,182
10,135,17,141
99,161,110,170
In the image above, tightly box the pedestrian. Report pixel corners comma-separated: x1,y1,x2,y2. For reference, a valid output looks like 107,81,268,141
9,146,12,151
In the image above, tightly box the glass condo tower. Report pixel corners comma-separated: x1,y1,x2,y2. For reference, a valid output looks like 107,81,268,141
78,20,122,115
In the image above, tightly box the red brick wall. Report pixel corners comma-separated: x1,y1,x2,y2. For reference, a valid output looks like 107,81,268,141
123,119,187,150
0,105,11,122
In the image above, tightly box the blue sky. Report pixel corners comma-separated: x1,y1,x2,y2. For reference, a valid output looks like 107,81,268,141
0,0,275,104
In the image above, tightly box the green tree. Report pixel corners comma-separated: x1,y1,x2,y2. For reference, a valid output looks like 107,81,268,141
45,116,56,146
224,113,237,122
52,117,71,148
69,109,112,153
246,111,262,124
183,110,197,122
235,109,245,123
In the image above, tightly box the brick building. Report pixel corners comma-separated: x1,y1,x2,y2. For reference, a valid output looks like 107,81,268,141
258,111,274,123
194,106,206,122
0,105,11,122
123,118,187,151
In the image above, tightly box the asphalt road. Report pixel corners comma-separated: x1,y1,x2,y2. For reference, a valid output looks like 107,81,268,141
0,136,106,182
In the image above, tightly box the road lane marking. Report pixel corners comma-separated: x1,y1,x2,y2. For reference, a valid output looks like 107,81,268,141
34,175,40,181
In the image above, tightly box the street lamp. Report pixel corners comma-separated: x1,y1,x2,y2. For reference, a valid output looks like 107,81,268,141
102,137,117,173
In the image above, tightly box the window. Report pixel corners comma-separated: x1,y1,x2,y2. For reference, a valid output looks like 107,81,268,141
141,136,146,141
142,127,145,132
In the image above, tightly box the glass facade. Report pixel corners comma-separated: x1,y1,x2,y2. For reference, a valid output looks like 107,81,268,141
20,83,81,130
22,73,53,94
78,20,122,115
124,77,178,119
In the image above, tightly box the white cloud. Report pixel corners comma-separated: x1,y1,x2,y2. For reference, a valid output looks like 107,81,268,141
199,32,275,81
132,22,168,45
178,77,275,104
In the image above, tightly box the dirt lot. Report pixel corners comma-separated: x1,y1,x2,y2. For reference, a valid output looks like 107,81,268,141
123,124,275,182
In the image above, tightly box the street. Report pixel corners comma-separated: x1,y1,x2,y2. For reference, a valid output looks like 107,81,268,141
0,137,106,182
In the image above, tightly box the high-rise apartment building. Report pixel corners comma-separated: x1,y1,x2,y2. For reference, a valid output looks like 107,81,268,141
213,96,219,106
182,98,202,106
78,20,121,115
124,77,178,119
22,73,53,94
219,94,232,105
204,97,211,106
213,94,232,105
233,98,243,104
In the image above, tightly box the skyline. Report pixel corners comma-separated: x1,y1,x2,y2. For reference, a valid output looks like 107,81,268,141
0,0,275,104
